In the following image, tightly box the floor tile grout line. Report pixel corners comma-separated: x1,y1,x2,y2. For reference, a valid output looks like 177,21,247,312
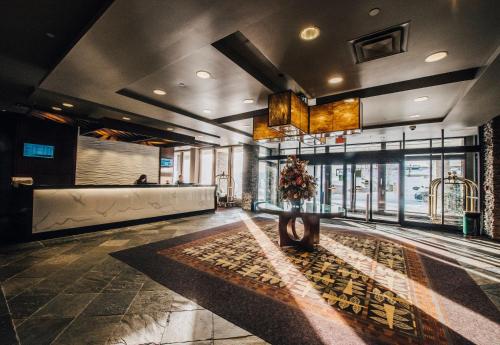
0,284,21,345
47,291,101,345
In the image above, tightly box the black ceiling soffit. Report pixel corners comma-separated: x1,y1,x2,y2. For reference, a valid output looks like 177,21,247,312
212,31,308,97
117,88,252,138
316,67,480,105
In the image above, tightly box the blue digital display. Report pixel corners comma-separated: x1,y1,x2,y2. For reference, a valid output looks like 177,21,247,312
160,158,173,167
23,143,55,159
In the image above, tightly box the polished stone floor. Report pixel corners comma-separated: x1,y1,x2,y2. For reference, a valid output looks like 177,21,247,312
0,209,499,345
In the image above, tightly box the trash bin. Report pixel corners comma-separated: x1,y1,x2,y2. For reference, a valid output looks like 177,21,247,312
463,212,481,236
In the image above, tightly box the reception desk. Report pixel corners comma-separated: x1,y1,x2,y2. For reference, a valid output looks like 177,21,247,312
14,185,216,236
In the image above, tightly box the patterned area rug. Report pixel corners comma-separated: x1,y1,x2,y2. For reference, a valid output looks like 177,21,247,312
113,217,500,345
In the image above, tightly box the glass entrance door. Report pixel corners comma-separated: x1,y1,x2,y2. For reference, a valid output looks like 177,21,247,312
346,164,371,219
344,163,400,222
372,163,400,222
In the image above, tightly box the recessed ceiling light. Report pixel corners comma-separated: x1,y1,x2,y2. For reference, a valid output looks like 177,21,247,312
46,32,55,38
203,109,212,114
51,106,62,111
344,98,355,103
414,96,429,102
243,99,254,104
122,116,131,121
153,89,166,95
62,102,74,108
300,26,320,41
1,109,6,112
328,76,343,84
196,70,211,79
177,82,186,88
409,114,421,118
369,8,381,16
425,51,448,62
167,127,174,131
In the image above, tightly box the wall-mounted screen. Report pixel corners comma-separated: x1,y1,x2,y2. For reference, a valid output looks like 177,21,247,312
160,158,173,167
23,143,55,159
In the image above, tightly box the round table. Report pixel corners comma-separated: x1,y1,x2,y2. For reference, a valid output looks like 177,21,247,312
256,201,345,251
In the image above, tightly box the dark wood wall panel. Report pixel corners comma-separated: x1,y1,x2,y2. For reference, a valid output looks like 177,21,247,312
13,117,78,186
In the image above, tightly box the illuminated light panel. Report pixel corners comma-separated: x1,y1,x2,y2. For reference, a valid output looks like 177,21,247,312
309,98,361,135
253,113,283,142
268,90,309,136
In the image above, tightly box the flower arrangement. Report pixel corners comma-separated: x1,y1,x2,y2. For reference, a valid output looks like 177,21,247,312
279,155,317,201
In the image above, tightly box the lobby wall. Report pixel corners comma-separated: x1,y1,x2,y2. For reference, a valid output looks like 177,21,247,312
76,135,159,185
13,116,77,186
481,115,500,239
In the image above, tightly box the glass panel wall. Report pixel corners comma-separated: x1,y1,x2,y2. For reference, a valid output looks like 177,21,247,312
258,160,278,203
199,149,214,185
404,155,441,223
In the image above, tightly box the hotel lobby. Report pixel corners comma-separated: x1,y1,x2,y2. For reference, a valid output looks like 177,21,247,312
0,1,499,344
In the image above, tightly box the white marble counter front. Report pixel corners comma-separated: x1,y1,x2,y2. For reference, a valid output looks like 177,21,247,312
32,186,215,233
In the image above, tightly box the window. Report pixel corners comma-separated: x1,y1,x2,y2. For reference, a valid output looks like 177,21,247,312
199,149,214,185
385,142,401,150
215,148,230,196
232,146,243,199
300,147,314,154
405,140,430,149
346,143,381,152
282,148,297,155
182,151,191,183
404,155,440,223
173,151,182,183
259,146,270,157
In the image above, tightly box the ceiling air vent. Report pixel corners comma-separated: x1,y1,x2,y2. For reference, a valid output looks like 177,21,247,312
349,22,410,63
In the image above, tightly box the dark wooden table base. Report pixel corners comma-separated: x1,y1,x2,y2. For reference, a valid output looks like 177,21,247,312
278,213,320,251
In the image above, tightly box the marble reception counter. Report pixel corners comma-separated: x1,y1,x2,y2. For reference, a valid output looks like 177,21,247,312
22,185,216,234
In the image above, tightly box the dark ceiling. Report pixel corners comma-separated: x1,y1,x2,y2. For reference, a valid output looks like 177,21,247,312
0,0,111,105
1,0,499,145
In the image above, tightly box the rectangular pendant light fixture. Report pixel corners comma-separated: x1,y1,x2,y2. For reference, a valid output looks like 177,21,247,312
253,91,362,144
253,113,283,142
268,90,309,136
309,98,361,134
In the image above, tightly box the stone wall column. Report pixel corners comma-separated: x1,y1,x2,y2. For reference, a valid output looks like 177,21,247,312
242,144,259,209
481,116,500,239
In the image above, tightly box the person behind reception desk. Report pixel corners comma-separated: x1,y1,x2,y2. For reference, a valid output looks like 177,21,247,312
135,174,148,185
177,174,184,185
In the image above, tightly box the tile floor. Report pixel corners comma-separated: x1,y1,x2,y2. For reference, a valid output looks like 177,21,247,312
0,209,499,345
